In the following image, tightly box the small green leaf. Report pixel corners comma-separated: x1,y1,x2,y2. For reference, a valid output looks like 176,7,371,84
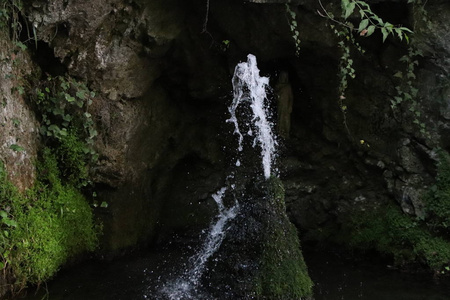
9,144,24,152
381,27,389,42
358,19,369,32
60,81,69,90
65,94,75,102
76,90,86,100
344,2,356,19
366,25,376,37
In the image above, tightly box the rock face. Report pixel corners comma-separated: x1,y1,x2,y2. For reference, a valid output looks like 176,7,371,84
203,177,313,299
0,31,40,192
24,0,229,251
5,0,450,271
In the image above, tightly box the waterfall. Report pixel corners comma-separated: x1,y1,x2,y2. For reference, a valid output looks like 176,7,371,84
161,54,276,299
227,54,277,179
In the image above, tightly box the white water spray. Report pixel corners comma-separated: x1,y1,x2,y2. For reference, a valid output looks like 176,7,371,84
161,54,276,299
163,187,238,299
227,54,277,179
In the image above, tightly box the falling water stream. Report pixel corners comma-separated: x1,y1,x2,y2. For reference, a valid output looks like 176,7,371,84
228,54,277,179
162,54,276,299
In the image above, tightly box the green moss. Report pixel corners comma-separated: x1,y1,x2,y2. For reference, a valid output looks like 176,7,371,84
317,151,450,273
344,203,450,271
425,150,450,230
257,222,313,299
53,130,89,188
255,177,313,299
0,148,98,291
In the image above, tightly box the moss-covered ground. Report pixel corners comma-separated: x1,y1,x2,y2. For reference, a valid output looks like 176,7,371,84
319,150,450,274
0,141,98,295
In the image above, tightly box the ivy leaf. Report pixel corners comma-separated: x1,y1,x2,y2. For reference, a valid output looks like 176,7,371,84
9,144,24,152
399,27,413,33
358,19,369,32
366,25,376,37
381,27,389,42
65,94,75,103
76,90,86,100
343,1,356,19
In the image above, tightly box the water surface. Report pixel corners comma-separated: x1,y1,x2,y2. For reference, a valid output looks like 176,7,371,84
21,245,450,300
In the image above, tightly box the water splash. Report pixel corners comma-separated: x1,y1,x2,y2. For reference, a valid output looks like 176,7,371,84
227,54,277,179
162,188,238,299
160,54,275,299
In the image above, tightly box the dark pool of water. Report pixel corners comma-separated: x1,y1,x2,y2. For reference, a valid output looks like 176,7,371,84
18,245,450,300
304,248,450,300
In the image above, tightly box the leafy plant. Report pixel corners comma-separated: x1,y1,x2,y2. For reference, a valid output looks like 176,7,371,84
33,75,98,162
9,144,24,152
390,47,429,136
425,150,450,234
0,0,23,41
318,0,413,42
342,0,412,41
317,0,416,138
285,4,301,56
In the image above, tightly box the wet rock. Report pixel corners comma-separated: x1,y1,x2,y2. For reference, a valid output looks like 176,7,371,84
203,177,313,299
0,31,40,192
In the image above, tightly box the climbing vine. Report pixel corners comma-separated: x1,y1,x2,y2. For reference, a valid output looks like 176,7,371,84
389,0,432,137
318,0,419,138
0,0,36,49
285,4,301,57
0,0,22,41
33,75,98,165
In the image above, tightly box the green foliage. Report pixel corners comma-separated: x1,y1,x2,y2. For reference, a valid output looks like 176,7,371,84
425,151,450,234
0,0,23,41
319,0,427,138
33,75,98,163
390,47,428,137
390,1,431,137
329,151,450,272
285,4,301,56
340,0,412,42
9,143,24,152
346,203,450,271
1,0,38,50
54,130,90,188
0,151,98,292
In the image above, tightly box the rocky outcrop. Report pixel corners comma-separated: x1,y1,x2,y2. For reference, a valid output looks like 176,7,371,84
203,177,313,299
0,31,40,192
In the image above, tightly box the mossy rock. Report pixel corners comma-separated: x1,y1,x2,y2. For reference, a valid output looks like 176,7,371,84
0,148,98,294
203,177,313,299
